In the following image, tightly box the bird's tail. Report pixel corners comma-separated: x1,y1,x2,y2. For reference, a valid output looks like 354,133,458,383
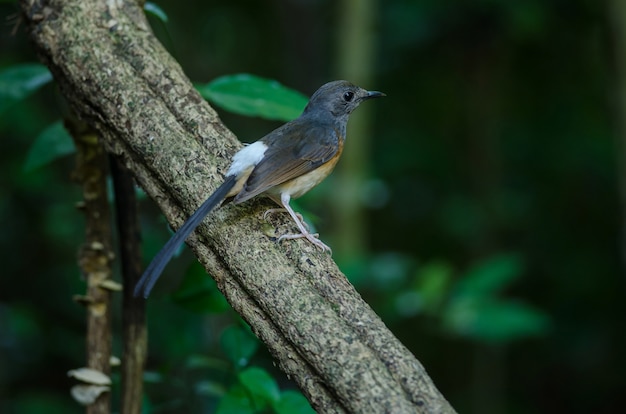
134,175,237,298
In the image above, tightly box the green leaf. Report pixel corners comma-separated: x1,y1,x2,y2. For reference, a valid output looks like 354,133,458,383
143,371,165,383
368,252,414,291
273,390,315,414
0,63,52,113
185,354,230,371
216,384,254,414
194,379,227,398
220,325,259,368
171,262,230,314
455,253,524,299
23,120,74,171
238,367,280,406
413,260,453,313
10,392,76,414
144,2,168,23
196,74,308,121
443,298,550,343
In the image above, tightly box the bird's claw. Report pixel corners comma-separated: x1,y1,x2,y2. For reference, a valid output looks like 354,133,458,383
264,208,330,253
277,232,332,253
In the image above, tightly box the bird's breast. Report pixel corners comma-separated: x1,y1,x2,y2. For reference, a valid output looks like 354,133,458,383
274,139,344,199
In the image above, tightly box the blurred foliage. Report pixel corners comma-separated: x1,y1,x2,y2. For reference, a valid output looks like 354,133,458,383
0,63,52,113
1,0,625,413
171,262,230,314
345,252,549,344
144,2,169,24
23,120,74,172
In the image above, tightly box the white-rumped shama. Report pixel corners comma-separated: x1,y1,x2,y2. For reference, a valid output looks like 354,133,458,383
135,80,385,298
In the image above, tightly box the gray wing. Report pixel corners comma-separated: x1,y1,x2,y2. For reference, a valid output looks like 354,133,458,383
233,121,340,203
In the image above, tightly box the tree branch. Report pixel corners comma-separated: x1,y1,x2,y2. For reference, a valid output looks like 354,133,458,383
70,121,113,413
110,155,146,414
20,0,455,412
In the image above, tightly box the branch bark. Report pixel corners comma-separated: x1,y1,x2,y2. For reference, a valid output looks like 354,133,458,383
21,0,456,412
70,122,113,413
110,156,146,414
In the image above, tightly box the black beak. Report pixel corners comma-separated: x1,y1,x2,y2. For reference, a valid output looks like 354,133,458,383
365,90,386,99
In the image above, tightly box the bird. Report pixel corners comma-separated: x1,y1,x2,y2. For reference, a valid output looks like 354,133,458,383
134,80,385,298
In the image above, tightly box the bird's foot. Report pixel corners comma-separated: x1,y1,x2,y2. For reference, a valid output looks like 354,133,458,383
264,207,330,252
278,231,332,253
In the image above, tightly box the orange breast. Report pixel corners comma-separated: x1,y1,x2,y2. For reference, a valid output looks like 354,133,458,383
275,138,344,199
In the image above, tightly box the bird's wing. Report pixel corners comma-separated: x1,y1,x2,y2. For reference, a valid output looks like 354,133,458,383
233,122,341,203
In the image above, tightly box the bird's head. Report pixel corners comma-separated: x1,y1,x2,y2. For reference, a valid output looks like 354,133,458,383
304,80,385,119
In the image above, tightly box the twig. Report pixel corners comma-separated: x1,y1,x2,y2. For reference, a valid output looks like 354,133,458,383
110,155,147,414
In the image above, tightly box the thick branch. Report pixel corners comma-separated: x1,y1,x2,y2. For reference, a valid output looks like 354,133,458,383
21,0,455,412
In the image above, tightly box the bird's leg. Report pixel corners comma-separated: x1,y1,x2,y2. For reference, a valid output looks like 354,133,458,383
263,208,309,231
266,193,331,253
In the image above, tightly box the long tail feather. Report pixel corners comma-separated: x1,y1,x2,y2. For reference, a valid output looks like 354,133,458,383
134,175,237,298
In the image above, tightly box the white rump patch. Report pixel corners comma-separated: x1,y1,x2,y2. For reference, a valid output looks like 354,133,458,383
227,141,268,177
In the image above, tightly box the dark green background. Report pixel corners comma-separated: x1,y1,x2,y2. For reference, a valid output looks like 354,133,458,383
1,0,624,413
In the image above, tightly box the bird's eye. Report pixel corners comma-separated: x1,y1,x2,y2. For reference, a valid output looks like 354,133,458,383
343,91,354,102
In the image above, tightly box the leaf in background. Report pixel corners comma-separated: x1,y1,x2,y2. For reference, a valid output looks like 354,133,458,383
142,371,164,383
144,2,168,23
455,253,524,299
196,74,308,121
171,261,229,314
238,367,280,407
220,325,259,368
215,384,254,414
0,63,53,114
185,354,230,371
443,298,550,343
442,252,550,343
273,390,315,414
368,252,415,291
413,260,453,314
23,120,74,171
194,379,227,398
8,392,77,414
